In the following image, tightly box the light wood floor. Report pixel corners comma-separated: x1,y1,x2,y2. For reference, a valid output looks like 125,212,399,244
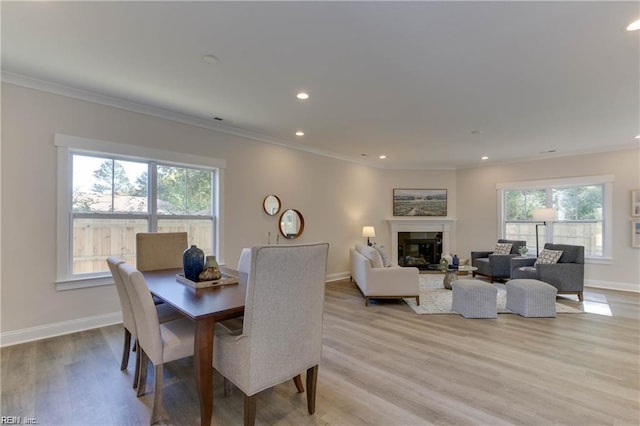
2,279,639,425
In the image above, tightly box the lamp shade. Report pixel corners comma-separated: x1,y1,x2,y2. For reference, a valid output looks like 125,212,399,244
362,226,376,238
532,208,557,222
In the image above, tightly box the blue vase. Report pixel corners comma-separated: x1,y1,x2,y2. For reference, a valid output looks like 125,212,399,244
452,254,459,267
183,245,204,281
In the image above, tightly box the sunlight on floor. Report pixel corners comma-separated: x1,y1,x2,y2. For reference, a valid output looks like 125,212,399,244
582,300,613,316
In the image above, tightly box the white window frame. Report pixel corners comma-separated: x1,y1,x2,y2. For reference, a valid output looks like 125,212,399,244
496,175,614,265
55,134,226,290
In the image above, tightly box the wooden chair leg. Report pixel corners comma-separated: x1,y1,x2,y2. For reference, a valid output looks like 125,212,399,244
137,350,148,397
293,374,304,393
133,341,141,389
223,377,234,397
244,393,257,426
150,364,163,425
415,295,420,306
578,291,584,302
121,328,131,370
306,365,318,415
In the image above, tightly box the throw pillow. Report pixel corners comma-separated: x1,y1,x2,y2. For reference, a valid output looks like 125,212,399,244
493,242,513,255
535,249,563,265
372,243,392,267
359,245,384,268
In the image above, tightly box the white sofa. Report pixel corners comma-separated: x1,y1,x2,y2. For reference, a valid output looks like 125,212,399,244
350,243,420,306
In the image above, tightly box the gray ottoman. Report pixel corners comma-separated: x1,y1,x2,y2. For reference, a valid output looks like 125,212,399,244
506,279,557,317
452,279,498,318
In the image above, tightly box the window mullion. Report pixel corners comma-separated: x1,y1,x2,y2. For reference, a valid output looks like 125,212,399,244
149,161,158,231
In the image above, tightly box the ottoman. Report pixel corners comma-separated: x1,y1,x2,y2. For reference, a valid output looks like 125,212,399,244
452,279,498,318
506,279,557,317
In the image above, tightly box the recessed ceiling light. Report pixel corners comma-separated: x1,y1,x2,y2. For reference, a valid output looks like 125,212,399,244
627,19,640,31
295,131,304,136
202,54,220,64
471,130,482,135
635,134,640,139
379,155,386,159
481,156,489,160
296,92,309,100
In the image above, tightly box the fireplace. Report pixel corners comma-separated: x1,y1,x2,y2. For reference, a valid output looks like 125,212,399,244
386,218,455,267
398,232,442,269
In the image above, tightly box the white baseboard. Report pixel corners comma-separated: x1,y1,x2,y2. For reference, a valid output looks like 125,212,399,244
0,312,122,348
585,279,639,293
326,271,350,282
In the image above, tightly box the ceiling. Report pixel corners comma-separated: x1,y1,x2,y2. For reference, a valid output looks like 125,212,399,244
2,1,639,169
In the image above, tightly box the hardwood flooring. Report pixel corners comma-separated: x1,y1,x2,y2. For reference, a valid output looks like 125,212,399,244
2,280,639,425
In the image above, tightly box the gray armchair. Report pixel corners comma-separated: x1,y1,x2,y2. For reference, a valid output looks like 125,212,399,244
510,243,584,301
471,239,526,282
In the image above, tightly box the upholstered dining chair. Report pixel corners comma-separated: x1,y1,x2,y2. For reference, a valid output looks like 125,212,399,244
118,263,195,425
237,247,251,273
136,232,188,272
214,247,252,335
213,242,330,426
106,257,182,389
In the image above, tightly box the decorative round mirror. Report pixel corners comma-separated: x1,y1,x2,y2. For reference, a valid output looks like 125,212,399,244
279,209,305,239
263,195,281,216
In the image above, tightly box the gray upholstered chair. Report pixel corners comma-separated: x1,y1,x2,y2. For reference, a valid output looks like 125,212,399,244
237,247,251,273
471,239,527,282
118,263,195,425
213,242,329,426
136,232,188,271
510,243,585,301
106,257,182,389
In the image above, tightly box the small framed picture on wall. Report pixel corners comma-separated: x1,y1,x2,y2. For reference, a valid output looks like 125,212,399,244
633,221,640,248
633,190,640,217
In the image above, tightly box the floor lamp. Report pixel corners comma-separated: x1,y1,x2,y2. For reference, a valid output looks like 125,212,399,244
532,208,557,256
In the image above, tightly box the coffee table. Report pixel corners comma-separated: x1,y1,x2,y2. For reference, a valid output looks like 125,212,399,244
427,264,478,289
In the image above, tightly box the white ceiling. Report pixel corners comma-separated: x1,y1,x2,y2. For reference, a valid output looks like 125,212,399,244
2,1,639,169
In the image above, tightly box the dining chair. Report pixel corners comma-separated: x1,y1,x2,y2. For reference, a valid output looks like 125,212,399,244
214,247,252,336
107,257,183,390
136,232,189,272
237,247,251,273
118,262,195,425
213,242,329,426
136,232,189,305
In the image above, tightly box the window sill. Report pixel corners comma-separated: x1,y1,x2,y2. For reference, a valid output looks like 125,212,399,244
55,275,114,291
585,257,613,265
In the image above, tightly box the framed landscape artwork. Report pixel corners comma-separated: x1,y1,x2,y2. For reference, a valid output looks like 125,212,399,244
632,189,640,216
393,189,447,216
633,221,640,248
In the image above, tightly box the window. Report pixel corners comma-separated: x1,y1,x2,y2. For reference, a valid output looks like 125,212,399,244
56,134,225,290
498,175,613,263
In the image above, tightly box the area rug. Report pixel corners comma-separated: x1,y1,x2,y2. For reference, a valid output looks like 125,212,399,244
403,274,584,315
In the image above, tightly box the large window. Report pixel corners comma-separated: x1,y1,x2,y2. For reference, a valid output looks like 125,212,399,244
498,175,613,262
56,134,225,290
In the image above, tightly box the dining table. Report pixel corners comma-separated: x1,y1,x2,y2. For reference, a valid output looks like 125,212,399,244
141,266,246,426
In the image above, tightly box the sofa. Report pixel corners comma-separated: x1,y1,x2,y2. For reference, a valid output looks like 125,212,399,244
471,239,527,282
350,243,420,306
510,243,585,301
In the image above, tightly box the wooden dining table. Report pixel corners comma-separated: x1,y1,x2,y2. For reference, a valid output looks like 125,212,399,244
142,266,246,426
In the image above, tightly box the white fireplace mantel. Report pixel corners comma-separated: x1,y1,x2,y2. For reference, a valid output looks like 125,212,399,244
386,217,457,265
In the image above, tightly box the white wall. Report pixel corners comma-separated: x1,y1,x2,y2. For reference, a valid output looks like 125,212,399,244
456,150,640,291
0,83,395,341
2,82,638,345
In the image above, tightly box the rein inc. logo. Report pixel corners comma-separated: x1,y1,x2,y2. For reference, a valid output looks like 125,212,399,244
1,417,37,425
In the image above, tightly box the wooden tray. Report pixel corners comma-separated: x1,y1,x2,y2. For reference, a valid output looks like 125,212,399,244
176,273,239,289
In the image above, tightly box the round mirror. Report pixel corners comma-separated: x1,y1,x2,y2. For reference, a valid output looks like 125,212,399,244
263,195,281,216
279,209,305,239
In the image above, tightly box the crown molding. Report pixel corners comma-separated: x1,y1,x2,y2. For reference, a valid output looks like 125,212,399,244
1,71,384,169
